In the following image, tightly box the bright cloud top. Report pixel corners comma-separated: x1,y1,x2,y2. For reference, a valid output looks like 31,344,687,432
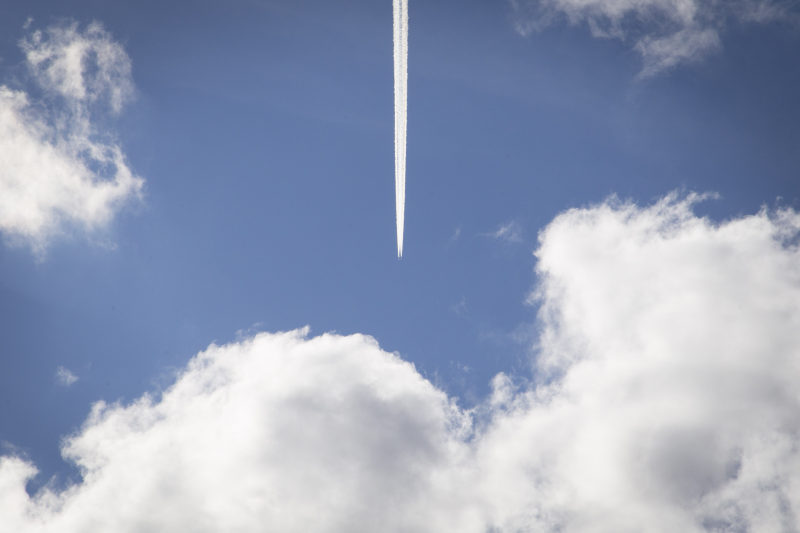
0,22,142,252
509,0,794,76
3,194,800,532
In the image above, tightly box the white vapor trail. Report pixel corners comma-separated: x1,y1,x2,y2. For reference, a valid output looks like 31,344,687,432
393,0,408,257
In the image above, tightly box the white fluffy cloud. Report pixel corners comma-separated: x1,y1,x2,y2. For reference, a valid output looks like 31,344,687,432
0,330,478,533
0,22,142,252
480,193,800,531
509,0,793,76
3,193,800,532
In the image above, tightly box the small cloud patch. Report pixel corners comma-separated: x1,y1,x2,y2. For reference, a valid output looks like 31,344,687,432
55,366,78,387
484,221,523,243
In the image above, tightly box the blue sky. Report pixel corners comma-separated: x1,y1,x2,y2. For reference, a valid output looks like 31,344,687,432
1,1,800,530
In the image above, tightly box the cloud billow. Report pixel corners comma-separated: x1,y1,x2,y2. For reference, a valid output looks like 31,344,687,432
2,194,800,531
0,22,142,253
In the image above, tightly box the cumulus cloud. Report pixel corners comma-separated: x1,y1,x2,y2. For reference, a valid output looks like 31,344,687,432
3,193,800,532
482,192,800,531
0,21,142,252
0,330,478,533
509,0,795,76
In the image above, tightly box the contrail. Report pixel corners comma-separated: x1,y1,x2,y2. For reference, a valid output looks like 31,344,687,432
393,0,408,257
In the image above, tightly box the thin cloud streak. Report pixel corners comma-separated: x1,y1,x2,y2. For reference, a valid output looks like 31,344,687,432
393,0,408,257
485,221,523,243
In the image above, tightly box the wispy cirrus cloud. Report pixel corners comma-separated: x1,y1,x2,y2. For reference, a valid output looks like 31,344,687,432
484,220,523,243
0,21,143,253
2,193,800,531
509,0,796,77
55,366,78,387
